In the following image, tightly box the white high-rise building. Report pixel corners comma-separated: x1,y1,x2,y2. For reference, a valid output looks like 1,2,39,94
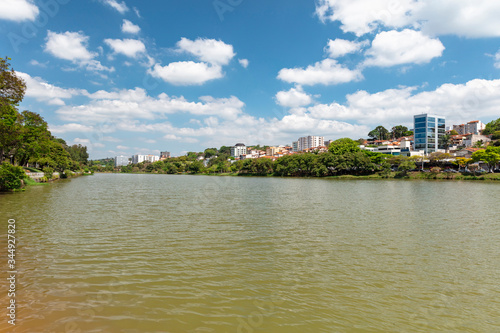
230,143,247,158
131,154,160,164
114,155,130,167
296,136,324,151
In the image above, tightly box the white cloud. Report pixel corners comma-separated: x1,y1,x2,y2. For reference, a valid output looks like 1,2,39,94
56,87,245,123
29,60,47,68
104,39,146,58
239,58,249,68
45,31,96,61
148,62,223,86
315,0,500,38
325,38,368,58
121,19,140,34
307,79,500,128
315,0,416,36
494,50,500,69
74,138,92,145
49,123,94,134
17,72,86,105
44,31,113,72
0,0,39,22
102,0,128,14
275,86,313,108
176,37,235,66
364,30,444,67
277,59,363,86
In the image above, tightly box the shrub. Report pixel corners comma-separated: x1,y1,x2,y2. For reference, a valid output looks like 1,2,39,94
43,167,54,179
0,162,26,191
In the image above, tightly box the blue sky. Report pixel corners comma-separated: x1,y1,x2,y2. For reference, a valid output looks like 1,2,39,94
1,0,500,158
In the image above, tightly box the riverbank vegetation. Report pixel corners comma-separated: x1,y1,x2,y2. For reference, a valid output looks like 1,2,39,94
92,137,500,181
1,57,88,191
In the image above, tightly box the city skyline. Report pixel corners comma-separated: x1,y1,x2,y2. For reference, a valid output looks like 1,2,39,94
2,0,500,158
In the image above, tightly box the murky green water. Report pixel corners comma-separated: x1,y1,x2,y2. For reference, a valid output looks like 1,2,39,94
1,174,500,332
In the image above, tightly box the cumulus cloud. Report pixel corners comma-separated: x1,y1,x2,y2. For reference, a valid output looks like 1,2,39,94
121,19,140,34
148,62,223,86
325,38,368,58
275,86,313,108
17,72,86,105
239,58,249,68
104,39,146,58
176,37,235,65
364,30,445,67
45,31,96,61
307,79,500,128
102,0,128,14
49,123,94,134
149,37,236,85
0,0,39,22
315,0,500,38
44,31,113,72
56,87,245,123
277,59,363,86
494,50,500,69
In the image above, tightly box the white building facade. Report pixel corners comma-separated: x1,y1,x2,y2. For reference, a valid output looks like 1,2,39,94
114,155,130,167
132,154,160,164
230,143,247,158
295,136,324,151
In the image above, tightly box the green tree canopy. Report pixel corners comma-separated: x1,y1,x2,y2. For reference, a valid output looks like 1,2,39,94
482,118,500,135
328,138,361,155
390,125,409,139
0,57,26,107
471,146,500,172
368,126,390,140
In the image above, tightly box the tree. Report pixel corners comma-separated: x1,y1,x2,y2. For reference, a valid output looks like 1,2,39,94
453,157,472,171
449,129,459,135
0,57,26,107
482,117,500,135
390,125,409,139
328,138,360,155
471,147,500,172
368,126,390,140
397,159,416,176
0,161,25,191
204,148,217,158
439,134,452,153
218,146,231,155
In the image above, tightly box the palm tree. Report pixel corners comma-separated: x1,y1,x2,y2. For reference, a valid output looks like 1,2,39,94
439,134,452,153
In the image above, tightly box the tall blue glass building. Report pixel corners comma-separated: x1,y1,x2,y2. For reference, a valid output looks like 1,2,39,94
413,114,446,155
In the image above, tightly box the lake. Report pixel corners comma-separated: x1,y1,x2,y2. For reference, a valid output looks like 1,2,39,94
1,173,500,332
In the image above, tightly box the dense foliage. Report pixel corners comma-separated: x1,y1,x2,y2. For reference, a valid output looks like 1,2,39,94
0,57,87,190
482,117,500,135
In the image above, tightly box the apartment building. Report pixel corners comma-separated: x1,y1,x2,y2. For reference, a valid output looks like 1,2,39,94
293,136,325,152
131,154,160,164
414,114,446,155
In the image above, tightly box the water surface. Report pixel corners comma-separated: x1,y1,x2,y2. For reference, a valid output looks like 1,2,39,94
1,174,500,332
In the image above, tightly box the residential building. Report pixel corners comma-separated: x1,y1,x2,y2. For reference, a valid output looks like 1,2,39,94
453,120,485,135
160,151,171,160
296,135,324,151
230,143,247,158
266,146,281,156
413,114,446,155
292,141,299,152
463,134,491,147
114,155,130,167
132,154,160,164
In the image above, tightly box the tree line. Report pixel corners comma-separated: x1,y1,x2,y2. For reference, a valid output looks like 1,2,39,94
1,57,88,191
